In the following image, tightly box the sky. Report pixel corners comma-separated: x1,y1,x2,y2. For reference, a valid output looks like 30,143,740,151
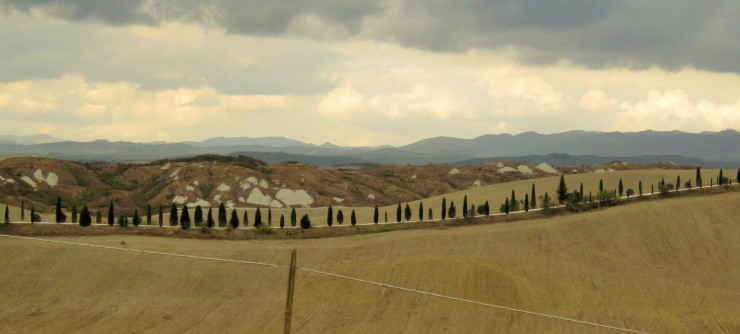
1,1,739,146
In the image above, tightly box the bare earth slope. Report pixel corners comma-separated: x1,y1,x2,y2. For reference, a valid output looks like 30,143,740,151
1,192,739,333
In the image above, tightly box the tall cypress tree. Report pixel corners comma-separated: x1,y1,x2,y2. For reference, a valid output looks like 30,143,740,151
448,201,456,218
194,205,203,227
557,175,568,204
21,201,24,222
290,208,297,227
404,203,411,221
418,202,424,221
132,209,141,227
243,210,249,227
180,205,190,229
206,207,214,228
71,205,78,224
504,198,509,214
327,205,333,227
396,203,401,223
484,200,490,216
579,183,584,200
254,207,262,228
268,208,272,227
441,197,447,220
373,205,379,224
696,167,703,188
524,194,529,212
351,210,356,226
55,196,65,223
463,195,468,218
510,190,518,211
599,179,604,193
218,202,227,227
719,169,724,185
5,205,10,224
229,210,238,229
337,209,344,225
676,175,681,190
639,181,643,196
280,214,285,228
531,183,537,209
146,204,152,225
158,204,163,227
108,201,115,226
618,178,624,197
96,210,102,224
169,203,178,226
30,206,35,223
428,208,433,220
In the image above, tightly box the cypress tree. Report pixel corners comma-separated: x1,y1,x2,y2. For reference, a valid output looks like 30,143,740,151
557,175,568,204
280,214,285,228
404,203,411,221
133,209,141,227
396,203,401,223
158,204,163,227
254,207,262,228
524,194,529,212
504,198,509,214
5,205,9,224
484,200,490,216
351,210,356,226
243,210,249,227
229,210,238,229
71,205,78,224
373,205,379,224
719,169,724,185
337,210,344,225
543,193,551,211
268,208,272,227
463,195,468,218
21,201,24,222
531,183,537,209
441,197,447,220
579,183,584,200
194,205,203,227
448,201,456,218
180,205,190,229
651,184,654,194
428,208,433,220
327,205,333,227
96,210,102,224
618,178,624,197
510,190,518,211
418,202,424,221
384,212,387,223
118,213,128,227
696,167,703,188
169,203,178,226
676,176,681,191
30,206,35,223
218,202,227,227
300,214,311,229
108,201,115,226
146,204,152,225
55,197,65,223
206,207,214,228
291,208,297,227
599,179,604,193
639,181,643,196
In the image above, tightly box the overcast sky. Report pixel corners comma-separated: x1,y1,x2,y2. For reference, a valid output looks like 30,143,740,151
1,0,739,146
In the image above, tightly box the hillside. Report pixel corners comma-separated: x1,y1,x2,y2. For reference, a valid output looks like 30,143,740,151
1,192,738,333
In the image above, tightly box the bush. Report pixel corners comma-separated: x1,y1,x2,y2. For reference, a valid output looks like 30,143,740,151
300,214,311,229
626,188,635,197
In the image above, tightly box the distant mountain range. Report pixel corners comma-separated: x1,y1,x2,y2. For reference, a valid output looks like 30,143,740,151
0,130,737,168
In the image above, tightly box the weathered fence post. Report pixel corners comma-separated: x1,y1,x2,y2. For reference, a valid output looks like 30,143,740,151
284,249,297,334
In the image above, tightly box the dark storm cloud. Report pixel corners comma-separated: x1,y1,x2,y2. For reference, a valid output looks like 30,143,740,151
2,0,739,73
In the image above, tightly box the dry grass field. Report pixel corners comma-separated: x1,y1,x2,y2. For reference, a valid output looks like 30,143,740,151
1,191,738,333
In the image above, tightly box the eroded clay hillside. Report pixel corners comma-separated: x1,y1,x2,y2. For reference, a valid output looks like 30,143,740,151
0,155,684,214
